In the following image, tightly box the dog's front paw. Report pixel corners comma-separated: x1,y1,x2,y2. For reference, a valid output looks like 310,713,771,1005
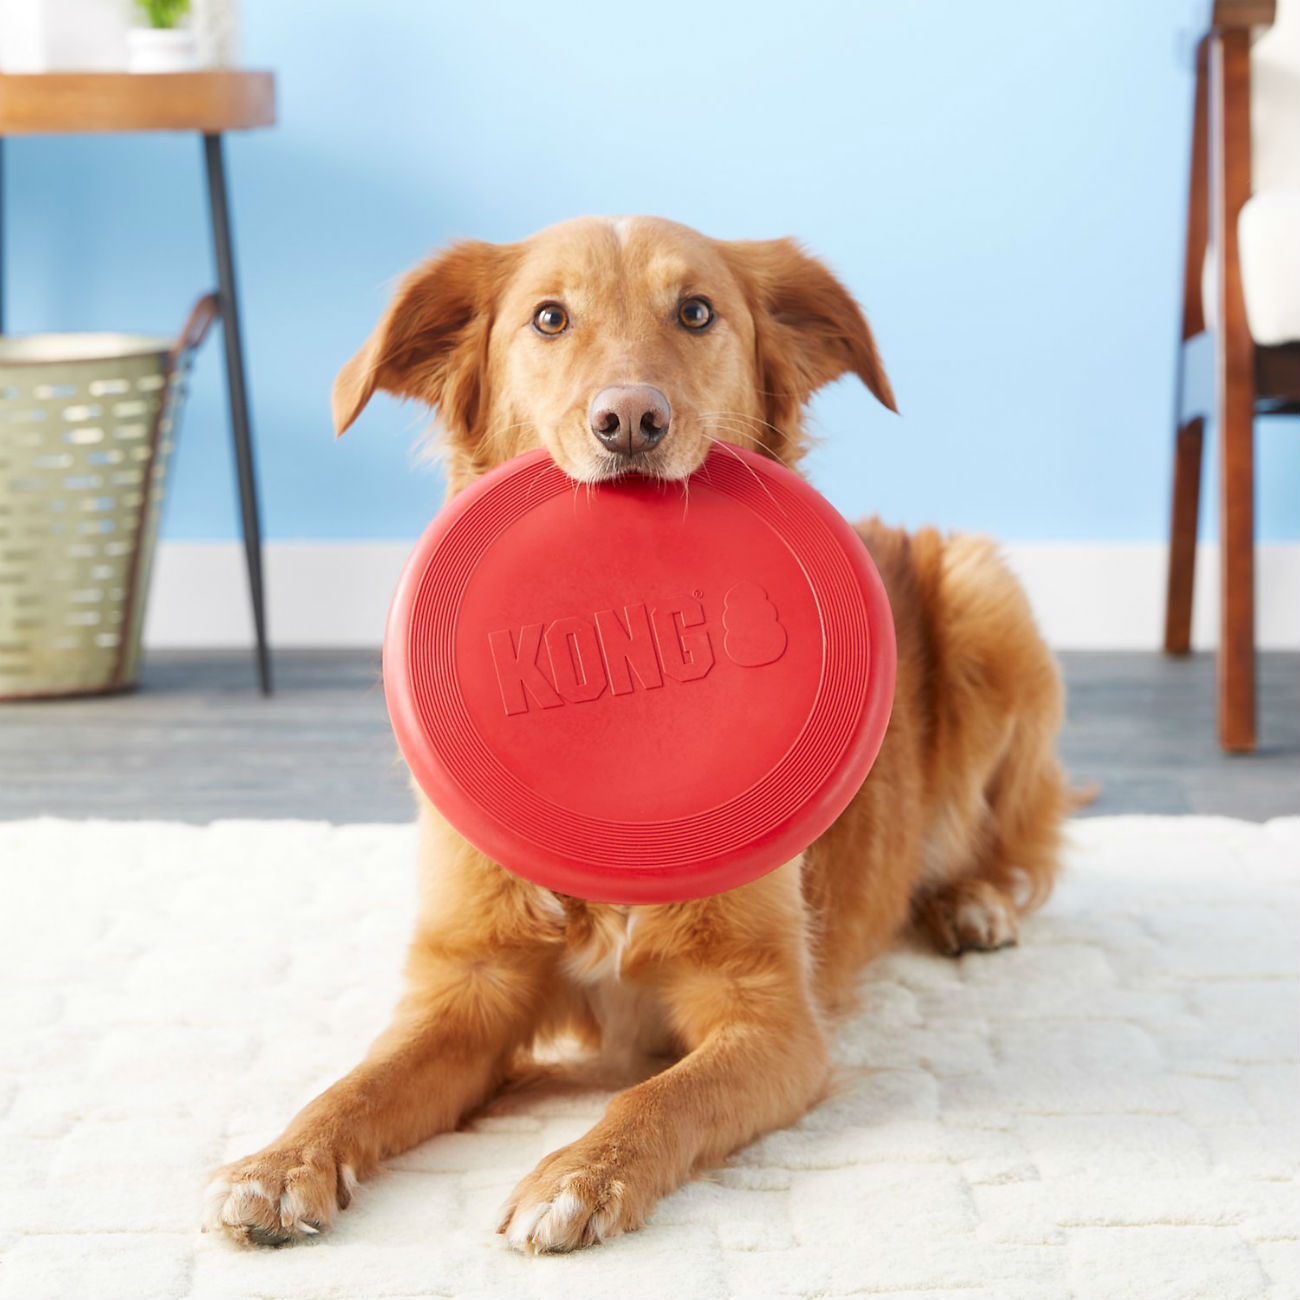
497,1144,643,1253
203,1145,357,1247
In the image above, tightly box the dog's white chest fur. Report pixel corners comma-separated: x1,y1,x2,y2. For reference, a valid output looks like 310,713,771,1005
562,904,635,984
560,903,672,1062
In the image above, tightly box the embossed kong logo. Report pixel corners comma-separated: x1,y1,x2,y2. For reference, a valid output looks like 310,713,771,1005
487,584,788,716
722,581,787,666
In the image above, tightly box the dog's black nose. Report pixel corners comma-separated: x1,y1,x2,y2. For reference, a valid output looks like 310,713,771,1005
588,385,671,456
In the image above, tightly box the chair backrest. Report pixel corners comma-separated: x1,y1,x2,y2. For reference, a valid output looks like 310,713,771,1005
1253,0,1300,191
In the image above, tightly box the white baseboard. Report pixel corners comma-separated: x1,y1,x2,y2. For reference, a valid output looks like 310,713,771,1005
143,540,1300,650
999,543,1299,650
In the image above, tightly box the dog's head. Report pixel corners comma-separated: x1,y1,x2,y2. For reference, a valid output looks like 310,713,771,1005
333,216,894,490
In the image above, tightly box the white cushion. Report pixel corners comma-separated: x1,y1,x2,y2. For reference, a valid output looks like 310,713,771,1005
1200,1,1300,346
1203,191,1300,345
1239,189,1300,344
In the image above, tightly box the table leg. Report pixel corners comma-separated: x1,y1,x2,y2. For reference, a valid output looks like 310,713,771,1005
202,131,272,695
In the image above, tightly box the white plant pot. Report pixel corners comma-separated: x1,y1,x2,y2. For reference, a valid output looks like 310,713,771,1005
127,27,198,73
0,0,130,72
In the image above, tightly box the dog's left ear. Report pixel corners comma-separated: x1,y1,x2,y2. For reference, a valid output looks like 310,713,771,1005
332,240,519,440
718,238,896,442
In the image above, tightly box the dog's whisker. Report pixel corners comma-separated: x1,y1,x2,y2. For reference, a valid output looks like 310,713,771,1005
750,385,816,400
483,418,536,441
698,418,767,448
706,425,763,452
696,410,789,442
701,423,753,443
705,433,785,515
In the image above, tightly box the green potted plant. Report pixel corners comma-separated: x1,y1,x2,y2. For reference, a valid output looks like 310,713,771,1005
127,0,196,72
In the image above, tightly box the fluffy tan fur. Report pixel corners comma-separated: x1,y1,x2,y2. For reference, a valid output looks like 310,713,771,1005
206,216,1068,1254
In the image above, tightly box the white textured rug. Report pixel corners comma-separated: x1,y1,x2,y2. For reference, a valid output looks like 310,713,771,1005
0,817,1297,1300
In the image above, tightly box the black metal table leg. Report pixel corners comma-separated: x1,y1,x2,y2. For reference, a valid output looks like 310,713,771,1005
202,131,272,694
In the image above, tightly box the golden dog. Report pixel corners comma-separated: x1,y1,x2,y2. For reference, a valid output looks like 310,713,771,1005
205,216,1068,1253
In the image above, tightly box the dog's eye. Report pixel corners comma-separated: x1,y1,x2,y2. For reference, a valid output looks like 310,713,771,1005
532,303,569,336
677,297,714,331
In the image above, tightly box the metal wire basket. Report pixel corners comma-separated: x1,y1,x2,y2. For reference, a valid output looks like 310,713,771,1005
0,296,217,699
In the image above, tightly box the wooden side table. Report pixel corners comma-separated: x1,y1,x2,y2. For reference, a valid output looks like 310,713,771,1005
0,71,277,693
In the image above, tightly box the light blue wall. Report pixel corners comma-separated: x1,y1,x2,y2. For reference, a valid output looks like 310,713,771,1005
7,0,1297,541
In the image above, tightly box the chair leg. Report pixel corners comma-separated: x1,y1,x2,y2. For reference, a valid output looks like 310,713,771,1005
1210,31,1255,751
1218,394,1255,752
1165,39,1208,658
1164,417,1203,655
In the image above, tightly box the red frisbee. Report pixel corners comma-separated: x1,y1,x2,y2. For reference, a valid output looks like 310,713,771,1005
384,443,895,904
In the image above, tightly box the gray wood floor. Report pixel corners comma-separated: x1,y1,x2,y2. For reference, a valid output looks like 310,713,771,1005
0,650,1295,823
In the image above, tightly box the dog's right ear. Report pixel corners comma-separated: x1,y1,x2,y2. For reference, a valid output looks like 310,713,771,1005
332,240,518,439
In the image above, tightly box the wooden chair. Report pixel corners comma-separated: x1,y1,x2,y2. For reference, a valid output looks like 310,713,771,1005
1164,0,1300,751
